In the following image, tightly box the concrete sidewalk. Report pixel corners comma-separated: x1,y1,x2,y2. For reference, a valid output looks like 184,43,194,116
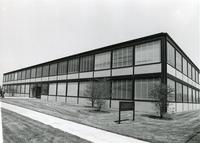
1,102,148,143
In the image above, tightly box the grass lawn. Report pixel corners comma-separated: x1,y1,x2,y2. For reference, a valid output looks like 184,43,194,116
2,98,200,143
2,108,91,143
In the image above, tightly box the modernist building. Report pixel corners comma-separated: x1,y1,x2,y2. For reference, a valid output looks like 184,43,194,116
2,33,200,113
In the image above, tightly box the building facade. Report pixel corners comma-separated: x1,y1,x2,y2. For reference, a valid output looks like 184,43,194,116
2,33,200,113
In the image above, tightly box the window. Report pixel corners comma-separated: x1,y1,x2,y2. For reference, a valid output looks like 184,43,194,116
21,71,26,80
58,61,67,75
49,63,57,76
68,58,79,73
167,79,175,102
3,75,5,82
188,88,192,103
113,47,133,68
176,51,182,72
26,69,31,79
21,84,25,94
41,83,49,95
80,55,94,72
192,89,196,103
7,74,10,81
36,67,42,78
95,52,111,70
79,81,93,97
135,41,160,65
196,71,199,83
57,82,66,96
192,67,195,81
112,80,132,99
42,65,49,77
188,63,192,78
10,74,13,81
183,58,187,76
135,78,160,100
67,82,78,96
14,73,18,80
176,82,182,102
17,71,22,80
17,85,21,93
183,85,188,102
198,91,200,103
49,83,57,95
167,42,175,67
31,68,36,78
196,90,198,103
25,84,30,94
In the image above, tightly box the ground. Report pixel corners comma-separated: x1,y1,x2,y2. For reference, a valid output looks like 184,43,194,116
2,108,91,143
1,98,200,143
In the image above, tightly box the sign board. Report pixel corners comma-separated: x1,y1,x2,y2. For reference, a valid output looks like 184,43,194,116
118,101,135,124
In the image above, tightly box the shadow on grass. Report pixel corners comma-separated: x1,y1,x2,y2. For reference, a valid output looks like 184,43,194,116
88,109,110,114
141,114,173,120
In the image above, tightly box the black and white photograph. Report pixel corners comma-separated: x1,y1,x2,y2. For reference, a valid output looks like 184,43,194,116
0,0,200,143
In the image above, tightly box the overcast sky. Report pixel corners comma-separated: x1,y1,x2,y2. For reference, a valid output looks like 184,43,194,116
0,0,199,84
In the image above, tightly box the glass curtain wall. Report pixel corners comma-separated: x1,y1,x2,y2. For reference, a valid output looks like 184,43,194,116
112,47,132,68
135,41,160,65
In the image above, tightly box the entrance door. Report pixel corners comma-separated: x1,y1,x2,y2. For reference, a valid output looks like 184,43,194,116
35,87,41,99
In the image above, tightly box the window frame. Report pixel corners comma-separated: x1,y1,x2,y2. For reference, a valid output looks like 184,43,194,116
135,40,161,66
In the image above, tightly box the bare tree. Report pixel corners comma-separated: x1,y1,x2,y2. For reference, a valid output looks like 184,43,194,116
149,83,174,118
84,78,110,111
0,86,5,98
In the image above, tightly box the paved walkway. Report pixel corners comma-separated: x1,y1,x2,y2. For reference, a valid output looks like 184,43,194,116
1,102,148,143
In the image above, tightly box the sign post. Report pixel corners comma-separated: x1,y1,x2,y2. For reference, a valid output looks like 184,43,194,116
118,101,135,124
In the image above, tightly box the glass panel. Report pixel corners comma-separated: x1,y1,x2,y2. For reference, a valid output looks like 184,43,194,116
193,89,196,103
188,88,192,103
167,78,175,101
17,85,21,93
135,78,160,100
26,69,31,79
36,67,42,78
42,65,49,77
113,47,132,68
21,84,25,94
135,41,160,65
80,55,94,72
183,85,188,102
176,82,182,102
49,83,57,95
58,61,67,75
95,52,111,70
183,58,187,76
176,51,182,72
25,84,30,94
49,63,57,76
22,71,26,80
188,63,192,78
196,90,198,103
67,82,78,96
79,81,92,97
31,68,36,78
192,67,195,81
57,82,66,96
112,80,132,99
167,42,175,67
17,71,22,80
196,71,199,83
68,58,79,73
41,83,49,95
